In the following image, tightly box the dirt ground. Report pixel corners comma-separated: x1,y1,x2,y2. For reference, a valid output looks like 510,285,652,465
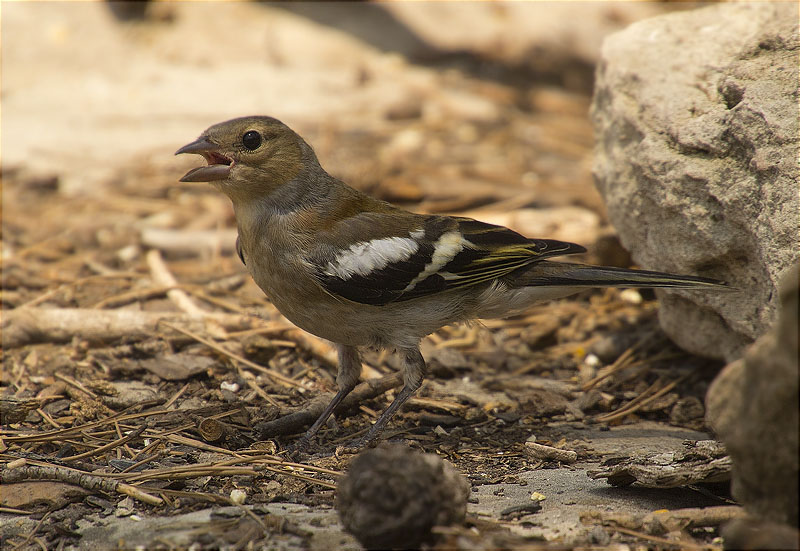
2,3,738,550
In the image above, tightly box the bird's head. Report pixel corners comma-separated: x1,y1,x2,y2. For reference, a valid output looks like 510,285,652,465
176,116,314,200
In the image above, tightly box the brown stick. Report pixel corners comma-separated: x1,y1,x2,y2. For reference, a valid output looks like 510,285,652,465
581,505,747,534
2,308,260,348
146,249,205,316
92,286,176,309
60,424,146,462
140,227,237,256
1,464,163,506
524,442,578,463
594,373,688,423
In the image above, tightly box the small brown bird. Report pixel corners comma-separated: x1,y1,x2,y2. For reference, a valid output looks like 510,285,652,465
177,116,726,450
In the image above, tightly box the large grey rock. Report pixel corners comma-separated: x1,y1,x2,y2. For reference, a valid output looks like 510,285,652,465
592,3,799,361
706,264,798,528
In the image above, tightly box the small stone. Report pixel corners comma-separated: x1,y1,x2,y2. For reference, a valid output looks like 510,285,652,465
115,496,135,517
589,525,611,545
220,381,239,393
584,353,601,368
230,489,246,505
619,289,642,304
241,334,279,364
575,389,602,412
116,244,140,263
669,396,705,426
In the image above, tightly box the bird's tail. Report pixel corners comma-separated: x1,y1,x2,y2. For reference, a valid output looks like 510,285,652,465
510,261,730,290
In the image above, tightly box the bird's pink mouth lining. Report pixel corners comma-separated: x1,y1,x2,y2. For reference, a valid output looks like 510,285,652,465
202,151,234,167
180,151,234,182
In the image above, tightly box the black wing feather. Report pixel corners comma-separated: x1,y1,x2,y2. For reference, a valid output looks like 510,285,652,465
310,215,586,306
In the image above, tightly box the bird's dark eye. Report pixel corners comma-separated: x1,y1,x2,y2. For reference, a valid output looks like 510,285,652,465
242,130,262,150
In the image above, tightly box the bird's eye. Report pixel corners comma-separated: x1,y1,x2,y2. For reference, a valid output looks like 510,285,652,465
242,130,262,150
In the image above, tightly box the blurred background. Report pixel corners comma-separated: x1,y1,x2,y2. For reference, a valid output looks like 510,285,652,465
3,1,697,268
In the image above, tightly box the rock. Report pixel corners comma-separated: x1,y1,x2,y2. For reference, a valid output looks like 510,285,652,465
138,353,215,382
336,444,470,550
587,440,731,489
102,381,162,410
669,396,705,430
592,3,799,361
241,334,279,365
0,481,89,511
706,263,798,528
515,389,569,418
722,518,800,551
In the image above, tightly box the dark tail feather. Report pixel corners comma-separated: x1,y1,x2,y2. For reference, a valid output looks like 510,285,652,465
511,261,730,290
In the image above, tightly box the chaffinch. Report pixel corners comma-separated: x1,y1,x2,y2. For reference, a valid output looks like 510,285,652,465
177,116,726,450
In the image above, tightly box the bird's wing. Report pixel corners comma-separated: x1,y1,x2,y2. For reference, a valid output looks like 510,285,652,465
307,214,586,306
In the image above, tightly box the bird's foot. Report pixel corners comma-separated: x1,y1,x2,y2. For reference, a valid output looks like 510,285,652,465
286,436,313,461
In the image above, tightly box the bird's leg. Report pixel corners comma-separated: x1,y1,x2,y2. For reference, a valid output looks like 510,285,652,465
356,347,427,448
292,344,361,452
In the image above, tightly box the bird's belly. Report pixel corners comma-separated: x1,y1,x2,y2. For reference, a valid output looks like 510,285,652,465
248,268,377,346
474,284,583,318
253,270,465,348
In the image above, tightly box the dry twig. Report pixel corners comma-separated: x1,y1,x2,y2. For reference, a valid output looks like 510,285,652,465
1,464,163,505
594,373,689,423
59,424,146,462
2,308,259,348
146,249,206,316
524,441,578,463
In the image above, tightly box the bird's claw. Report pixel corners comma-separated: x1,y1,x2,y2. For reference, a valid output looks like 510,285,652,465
334,434,382,456
286,437,312,461
334,443,362,457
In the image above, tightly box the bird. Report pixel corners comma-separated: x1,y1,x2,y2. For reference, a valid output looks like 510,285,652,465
176,115,728,451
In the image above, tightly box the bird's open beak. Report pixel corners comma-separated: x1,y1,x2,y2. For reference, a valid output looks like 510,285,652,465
175,137,233,182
